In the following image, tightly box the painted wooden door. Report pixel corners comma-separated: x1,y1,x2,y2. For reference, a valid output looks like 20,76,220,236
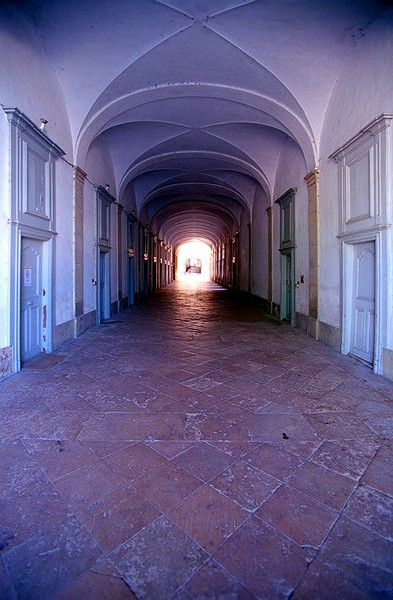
350,241,375,364
20,238,42,361
99,251,109,321
129,256,135,305
285,253,292,322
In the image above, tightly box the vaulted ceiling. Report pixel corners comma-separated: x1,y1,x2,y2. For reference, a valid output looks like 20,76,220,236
16,0,388,248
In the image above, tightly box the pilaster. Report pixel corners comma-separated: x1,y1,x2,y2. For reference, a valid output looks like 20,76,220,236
266,205,273,307
118,203,124,303
73,166,86,318
305,169,319,327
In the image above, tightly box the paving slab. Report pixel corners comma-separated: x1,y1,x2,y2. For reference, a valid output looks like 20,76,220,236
0,280,392,598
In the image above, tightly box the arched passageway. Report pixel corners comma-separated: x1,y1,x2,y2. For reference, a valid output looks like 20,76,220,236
1,0,392,380
0,1,393,597
0,280,392,596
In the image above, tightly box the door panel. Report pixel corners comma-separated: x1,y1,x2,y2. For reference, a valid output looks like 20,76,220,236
21,238,42,361
129,257,135,305
350,242,375,364
285,254,292,321
99,251,109,321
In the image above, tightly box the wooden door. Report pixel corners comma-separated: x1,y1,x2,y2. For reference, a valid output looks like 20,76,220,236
20,238,42,361
350,242,375,364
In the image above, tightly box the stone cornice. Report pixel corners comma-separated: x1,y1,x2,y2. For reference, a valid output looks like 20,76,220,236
3,106,65,158
329,113,393,162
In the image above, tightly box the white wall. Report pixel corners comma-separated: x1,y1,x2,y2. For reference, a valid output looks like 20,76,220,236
251,186,269,299
0,115,10,348
0,7,74,350
319,10,393,330
0,7,73,157
83,182,97,315
84,137,118,311
239,212,250,292
272,138,309,314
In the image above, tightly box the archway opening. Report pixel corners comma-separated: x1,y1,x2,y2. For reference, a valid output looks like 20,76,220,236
176,241,211,282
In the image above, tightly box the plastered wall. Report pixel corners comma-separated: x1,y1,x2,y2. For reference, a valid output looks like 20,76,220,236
319,11,393,331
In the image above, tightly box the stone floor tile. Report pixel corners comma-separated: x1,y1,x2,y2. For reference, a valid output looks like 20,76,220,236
168,484,248,554
356,395,393,413
172,441,235,481
159,380,204,401
217,375,264,393
102,442,167,481
22,439,97,480
164,368,198,382
288,460,357,511
246,413,320,442
53,460,125,512
0,557,14,600
21,408,92,440
148,440,197,458
265,439,322,459
203,383,243,402
77,412,184,441
82,440,135,458
343,483,393,541
310,439,379,480
374,437,393,464
292,559,370,600
0,408,42,439
182,375,221,391
180,411,244,442
304,412,378,441
255,484,338,547
110,516,208,599
244,363,289,383
302,394,359,413
210,459,281,511
214,516,310,598
244,443,303,481
2,515,102,600
208,440,259,459
0,439,69,552
160,393,220,414
56,568,136,599
77,486,160,553
255,399,303,414
172,559,255,599
1,281,393,598
361,413,393,437
132,460,202,512
318,516,393,597
361,457,393,497
226,390,272,412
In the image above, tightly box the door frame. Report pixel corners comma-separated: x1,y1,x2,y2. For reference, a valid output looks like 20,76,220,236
276,188,297,327
341,227,390,374
11,226,53,372
279,248,296,326
97,249,110,323
5,107,64,374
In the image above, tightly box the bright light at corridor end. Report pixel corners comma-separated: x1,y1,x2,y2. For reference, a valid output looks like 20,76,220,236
176,241,212,282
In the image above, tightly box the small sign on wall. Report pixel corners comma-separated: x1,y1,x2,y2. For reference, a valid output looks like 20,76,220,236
24,266,32,287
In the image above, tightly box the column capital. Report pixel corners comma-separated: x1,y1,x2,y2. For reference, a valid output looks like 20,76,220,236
304,168,319,187
73,165,87,184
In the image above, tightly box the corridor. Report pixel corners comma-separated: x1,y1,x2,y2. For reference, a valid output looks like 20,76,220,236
1,281,392,599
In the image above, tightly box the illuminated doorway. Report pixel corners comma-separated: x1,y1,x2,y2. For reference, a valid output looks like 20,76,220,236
176,241,211,281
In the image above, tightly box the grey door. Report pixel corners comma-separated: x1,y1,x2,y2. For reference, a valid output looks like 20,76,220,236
21,238,42,361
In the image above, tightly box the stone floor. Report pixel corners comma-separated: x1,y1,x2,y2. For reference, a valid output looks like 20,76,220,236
1,280,393,599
